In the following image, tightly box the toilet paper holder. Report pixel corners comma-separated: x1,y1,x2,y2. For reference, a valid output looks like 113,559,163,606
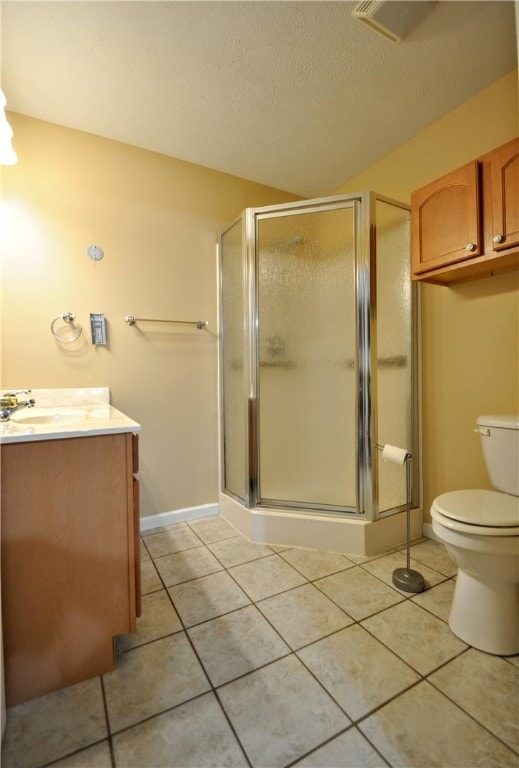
375,442,425,593
375,442,410,465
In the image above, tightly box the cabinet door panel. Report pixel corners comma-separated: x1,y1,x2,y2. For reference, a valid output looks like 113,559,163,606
133,476,142,618
491,139,519,252
411,161,481,276
1,435,132,705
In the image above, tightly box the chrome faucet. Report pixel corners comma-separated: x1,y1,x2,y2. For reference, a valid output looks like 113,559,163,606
0,390,36,421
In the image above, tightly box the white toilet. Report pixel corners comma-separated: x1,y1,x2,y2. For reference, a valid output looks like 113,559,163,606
431,415,519,656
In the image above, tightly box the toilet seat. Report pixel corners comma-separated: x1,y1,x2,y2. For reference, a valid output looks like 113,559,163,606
432,490,519,536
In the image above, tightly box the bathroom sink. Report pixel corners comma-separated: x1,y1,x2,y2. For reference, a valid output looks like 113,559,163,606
10,406,108,426
0,388,141,445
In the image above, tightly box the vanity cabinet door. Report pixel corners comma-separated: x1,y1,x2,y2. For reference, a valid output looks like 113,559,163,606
131,433,141,617
133,477,142,618
1,433,138,706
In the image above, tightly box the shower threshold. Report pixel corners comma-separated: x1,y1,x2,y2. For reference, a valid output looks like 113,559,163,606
219,492,423,557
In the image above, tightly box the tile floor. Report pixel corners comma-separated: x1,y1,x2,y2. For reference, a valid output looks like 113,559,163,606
2,514,518,768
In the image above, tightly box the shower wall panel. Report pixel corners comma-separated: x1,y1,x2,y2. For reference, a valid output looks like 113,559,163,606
221,219,247,501
374,201,415,514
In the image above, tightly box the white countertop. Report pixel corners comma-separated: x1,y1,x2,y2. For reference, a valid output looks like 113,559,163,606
0,387,141,444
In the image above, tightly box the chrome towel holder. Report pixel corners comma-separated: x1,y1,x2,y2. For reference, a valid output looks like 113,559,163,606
50,312,83,343
125,315,208,330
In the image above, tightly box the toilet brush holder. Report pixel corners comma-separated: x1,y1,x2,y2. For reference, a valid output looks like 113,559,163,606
378,444,425,594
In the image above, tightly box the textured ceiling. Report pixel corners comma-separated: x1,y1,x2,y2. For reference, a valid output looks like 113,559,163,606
1,1,517,197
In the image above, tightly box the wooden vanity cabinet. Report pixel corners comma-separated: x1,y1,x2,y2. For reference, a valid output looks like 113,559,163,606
1,431,141,706
411,138,519,284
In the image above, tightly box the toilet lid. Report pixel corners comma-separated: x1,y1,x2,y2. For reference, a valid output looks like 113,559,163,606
433,490,519,527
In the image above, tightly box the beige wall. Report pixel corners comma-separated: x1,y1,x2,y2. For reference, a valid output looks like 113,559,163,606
336,69,519,521
2,69,518,527
0,114,299,518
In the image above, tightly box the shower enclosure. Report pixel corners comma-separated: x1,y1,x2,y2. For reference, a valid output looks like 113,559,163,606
219,193,420,554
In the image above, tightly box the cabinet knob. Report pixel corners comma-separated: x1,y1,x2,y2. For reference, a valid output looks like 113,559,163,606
493,234,505,244
465,243,476,251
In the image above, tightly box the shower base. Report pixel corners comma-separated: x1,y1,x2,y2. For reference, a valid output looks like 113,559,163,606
220,492,423,557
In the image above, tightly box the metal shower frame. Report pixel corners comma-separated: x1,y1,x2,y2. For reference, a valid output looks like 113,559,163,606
218,191,420,522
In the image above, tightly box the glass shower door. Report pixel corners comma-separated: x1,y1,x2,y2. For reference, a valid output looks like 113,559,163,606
255,203,358,511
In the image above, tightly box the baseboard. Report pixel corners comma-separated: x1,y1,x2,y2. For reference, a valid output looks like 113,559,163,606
139,499,439,544
423,521,440,541
140,503,219,532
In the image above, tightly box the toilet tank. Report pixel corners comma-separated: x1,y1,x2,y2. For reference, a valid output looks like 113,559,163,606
477,415,519,496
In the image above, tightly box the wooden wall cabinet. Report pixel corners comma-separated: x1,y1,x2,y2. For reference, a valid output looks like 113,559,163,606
411,138,519,284
1,432,141,706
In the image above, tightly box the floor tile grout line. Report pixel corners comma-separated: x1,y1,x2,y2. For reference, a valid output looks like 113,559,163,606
99,675,117,767
352,674,438,731
143,531,465,672
147,542,271,767
275,549,357,580
144,541,207,560
4,519,515,768
38,679,116,768
147,534,462,767
162,533,466,660
150,540,280,582
294,628,426,720
146,528,455,600
253,595,354,654
158,564,225,591
348,631,518,756
49,663,483,768
37,736,111,768
145,536,402,766
178,554,301,687
425,664,519,756
100,689,233,747
205,547,277,572
144,532,455,642
223,554,310,603
128,524,519,765
212,688,255,768
281,722,392,768
186,517,244,540
357,557,455,589
155,556,278,706
149,541,212,562
114,594,469,700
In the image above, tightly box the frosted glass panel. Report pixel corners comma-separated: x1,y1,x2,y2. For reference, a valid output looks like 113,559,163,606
375,201,413,513
257,207,356,508
221,220,247,500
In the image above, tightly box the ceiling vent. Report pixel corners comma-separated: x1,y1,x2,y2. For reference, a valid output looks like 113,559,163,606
352,1,437,43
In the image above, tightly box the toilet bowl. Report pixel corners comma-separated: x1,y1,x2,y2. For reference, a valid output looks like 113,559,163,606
430,415,519,656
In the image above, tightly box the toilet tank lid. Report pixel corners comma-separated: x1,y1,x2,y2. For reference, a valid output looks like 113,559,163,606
477,415,519,429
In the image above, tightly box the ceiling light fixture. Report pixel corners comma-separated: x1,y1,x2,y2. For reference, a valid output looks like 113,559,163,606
352,0,437,43
0,89,18,165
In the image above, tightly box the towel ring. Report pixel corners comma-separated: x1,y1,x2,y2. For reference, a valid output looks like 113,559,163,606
50,312,83,343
